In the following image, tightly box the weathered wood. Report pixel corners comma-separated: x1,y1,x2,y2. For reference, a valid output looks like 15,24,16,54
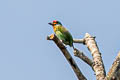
47,34,87,80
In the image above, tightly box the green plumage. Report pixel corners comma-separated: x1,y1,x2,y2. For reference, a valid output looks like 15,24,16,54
48,20,74,48
54,25,73,47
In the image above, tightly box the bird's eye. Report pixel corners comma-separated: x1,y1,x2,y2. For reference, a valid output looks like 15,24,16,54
53,22,57,24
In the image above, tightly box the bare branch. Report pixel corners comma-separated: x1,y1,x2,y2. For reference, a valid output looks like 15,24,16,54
84,33,106,80
47,34,87,80
74,48,93,70
105,52,120,80
114,69,120,80
73,39,85,44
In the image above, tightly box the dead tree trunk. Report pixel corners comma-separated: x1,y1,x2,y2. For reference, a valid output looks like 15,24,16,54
47,33,120,80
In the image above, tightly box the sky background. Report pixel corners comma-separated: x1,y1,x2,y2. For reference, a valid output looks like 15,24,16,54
0,0,120,80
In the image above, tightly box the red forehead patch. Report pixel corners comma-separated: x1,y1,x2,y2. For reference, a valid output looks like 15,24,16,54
53,20,57,23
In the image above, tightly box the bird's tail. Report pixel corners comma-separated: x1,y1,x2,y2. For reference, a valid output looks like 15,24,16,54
69,42,75,50
72,44,75,50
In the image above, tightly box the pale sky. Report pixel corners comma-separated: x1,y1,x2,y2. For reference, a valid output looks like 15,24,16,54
0,0,120,80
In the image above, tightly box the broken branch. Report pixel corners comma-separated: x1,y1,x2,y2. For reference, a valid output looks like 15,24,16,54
105,52,120,80
74,48,93,70
47,34,87,80
84,33,106,80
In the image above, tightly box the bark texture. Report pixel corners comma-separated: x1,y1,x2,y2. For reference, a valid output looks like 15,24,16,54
84,33,106,80
47,33,120,80
105,52,120,80
74,48,93,70
47,34,87,80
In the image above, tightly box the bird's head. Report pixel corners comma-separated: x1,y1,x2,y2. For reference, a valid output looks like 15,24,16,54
48,20,62,26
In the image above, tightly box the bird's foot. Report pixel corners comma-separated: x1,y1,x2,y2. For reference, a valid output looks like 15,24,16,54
60,40,63,43
60,40,67,48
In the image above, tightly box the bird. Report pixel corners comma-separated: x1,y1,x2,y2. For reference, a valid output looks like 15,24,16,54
48,20,74,49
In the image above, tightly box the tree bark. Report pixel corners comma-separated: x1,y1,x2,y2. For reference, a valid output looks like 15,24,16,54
105,52,120,80
84,33,106,80
47,34,87,80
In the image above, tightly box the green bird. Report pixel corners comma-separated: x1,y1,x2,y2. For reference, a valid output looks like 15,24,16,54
48,20,74,49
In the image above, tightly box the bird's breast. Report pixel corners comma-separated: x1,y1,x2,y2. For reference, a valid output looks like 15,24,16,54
53,26,57,32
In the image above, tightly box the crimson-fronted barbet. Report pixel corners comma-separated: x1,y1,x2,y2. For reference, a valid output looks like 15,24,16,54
48,20,74,49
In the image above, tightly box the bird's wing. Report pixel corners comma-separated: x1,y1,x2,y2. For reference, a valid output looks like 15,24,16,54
55,30,66,41
58,26,73,46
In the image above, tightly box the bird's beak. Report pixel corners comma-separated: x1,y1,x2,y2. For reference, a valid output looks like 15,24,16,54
48,22,53,25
